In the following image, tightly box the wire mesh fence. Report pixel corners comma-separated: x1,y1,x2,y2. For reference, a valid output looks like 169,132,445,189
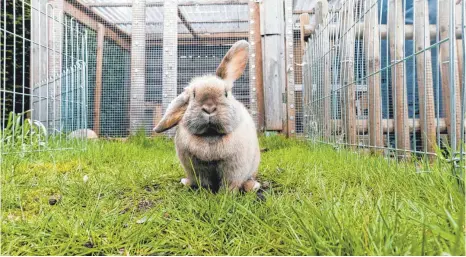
1,0,88,154
302,0,465,172
74,0,256,137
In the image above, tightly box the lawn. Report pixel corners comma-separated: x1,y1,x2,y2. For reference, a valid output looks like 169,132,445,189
1,135,464,255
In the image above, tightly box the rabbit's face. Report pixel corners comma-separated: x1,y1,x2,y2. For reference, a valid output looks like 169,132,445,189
182,76,240,136
153,40,249,135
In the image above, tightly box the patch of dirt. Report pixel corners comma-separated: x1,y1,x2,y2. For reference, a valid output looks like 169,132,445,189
137,200,153,211
83,241,94,248
143,183,160,192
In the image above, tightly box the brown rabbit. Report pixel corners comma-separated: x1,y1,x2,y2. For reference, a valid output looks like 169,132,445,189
153,40,260,193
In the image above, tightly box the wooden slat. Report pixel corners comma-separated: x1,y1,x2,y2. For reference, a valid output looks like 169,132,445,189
31,0,49,128
48,0,64,132
249,0,265,131
178,8,198,38
285,0,296,136
93,24,105,136
316,0,330,139
389,0,410,158
85,0,249,7
329,118,464,134
414,0,436,156
63,1,130,50
299,14,310,56
340,0,357,146
364,0,383,153
304,23,463,40
262,0,285,131
296,14,309,86
129,0,147,133
161,0,179,136
439,0,462,148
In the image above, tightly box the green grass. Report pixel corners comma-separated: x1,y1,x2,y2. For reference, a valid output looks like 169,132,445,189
1,135,464,255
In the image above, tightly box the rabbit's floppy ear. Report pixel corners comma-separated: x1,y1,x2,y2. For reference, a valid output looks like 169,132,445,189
153,88,190,133
216,40,249,83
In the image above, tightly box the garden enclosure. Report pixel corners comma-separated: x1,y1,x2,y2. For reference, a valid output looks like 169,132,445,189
1,0,309,143
1,0,465,169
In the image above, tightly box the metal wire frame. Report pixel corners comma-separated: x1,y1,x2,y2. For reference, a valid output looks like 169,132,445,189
1,0,89,155
302,0,465,169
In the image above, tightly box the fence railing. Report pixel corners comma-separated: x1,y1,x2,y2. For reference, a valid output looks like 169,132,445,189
301,0,465,171
1,0,88,154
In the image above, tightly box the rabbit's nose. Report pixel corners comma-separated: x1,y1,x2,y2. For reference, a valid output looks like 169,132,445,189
202,103,217,114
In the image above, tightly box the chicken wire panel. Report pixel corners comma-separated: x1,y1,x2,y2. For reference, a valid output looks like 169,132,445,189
1,0,88,154
294,29,304,135
175,2,252,110
303,0,465,163
75,1,142,137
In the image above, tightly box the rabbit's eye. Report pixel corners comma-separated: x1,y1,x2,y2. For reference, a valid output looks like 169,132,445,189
225,90,228,97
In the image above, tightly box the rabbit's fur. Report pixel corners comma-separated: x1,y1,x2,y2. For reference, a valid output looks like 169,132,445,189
154,40,260,193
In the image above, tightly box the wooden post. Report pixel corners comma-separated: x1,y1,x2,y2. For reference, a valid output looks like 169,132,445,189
340,0,357,146
315,0,330,139
129,0,146,134
285,0,296,137
364,0,383,153
261,0,286,131
414,0,436,156
249,0,265,131
300,14,310,56
439,0,462,148
47,0,64,133
389,0,410,158
161,0,178,136
93,24,105,136
328,118,462,133
304,23,463,41
300,13,310,125
31,0,47,129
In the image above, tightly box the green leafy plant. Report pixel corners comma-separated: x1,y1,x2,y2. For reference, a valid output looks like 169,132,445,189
1,111,47,152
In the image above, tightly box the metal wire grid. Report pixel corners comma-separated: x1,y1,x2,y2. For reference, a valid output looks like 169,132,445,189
175,3,252,114
1,0,88,154
303,0,465,165
81,0,255,137
294,29,304,135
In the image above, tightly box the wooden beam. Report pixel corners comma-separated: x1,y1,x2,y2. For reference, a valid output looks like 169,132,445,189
364,0,383,153
285,0,296,136
439,0,462,148
340,0,357,146
262,0,285,131
316,0,330,139
414,0,436,157
389,0,410,158
48,0,64,133
249,0,265,131
85,0,248,7
31,0,50,129
93,24,105,136
161,0,178,136
63,1,130,50
178,8,198,38
299,13,310,56
115,20,249,26
303,23,464,40
329,118,464,134
129,0,147,133
147,32,249,39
